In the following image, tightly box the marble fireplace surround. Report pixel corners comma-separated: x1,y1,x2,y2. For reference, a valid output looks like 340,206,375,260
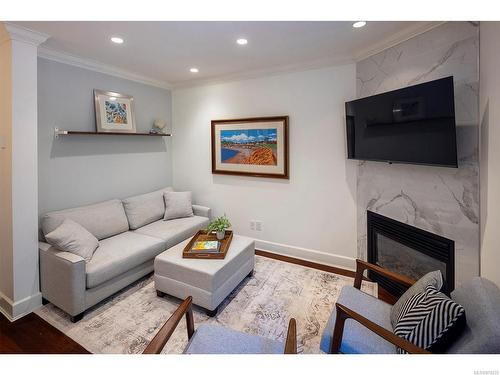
356,21,479,286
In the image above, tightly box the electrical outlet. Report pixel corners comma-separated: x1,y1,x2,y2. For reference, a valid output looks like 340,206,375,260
250,220,255,230
255,221,263,231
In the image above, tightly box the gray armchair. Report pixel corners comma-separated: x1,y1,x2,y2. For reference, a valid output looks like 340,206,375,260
143,296,297,354
320,259,500,354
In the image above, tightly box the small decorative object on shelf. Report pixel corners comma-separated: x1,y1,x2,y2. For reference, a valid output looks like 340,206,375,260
207,214,231,240
150,119,167,134
94,90,137,134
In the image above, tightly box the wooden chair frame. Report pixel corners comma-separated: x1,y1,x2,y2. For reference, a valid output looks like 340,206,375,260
329,259,431,354
143,296,297,354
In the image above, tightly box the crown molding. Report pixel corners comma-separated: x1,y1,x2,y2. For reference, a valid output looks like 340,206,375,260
172,55,355,90
38,46,172,90
354,21,446,62
0,22,49,47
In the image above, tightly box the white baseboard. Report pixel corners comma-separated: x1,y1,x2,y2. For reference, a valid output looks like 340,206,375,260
0,291,42,322
254,239,356,271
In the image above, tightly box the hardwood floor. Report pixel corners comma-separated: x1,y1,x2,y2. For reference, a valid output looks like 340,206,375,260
0,312,89,354
0,251,397,354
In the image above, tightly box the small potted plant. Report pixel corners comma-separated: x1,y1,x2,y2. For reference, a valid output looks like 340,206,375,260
207,215,231,240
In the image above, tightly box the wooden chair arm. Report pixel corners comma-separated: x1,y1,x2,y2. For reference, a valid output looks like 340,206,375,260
354,259,416,290
330,302,430,354
143,296,195,354
284,318,297,354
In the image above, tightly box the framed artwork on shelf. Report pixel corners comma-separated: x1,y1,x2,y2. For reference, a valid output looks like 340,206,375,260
211,116,289,179
94,90,137,133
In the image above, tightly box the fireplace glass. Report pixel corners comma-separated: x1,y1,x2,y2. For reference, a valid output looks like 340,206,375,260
375,233,447,282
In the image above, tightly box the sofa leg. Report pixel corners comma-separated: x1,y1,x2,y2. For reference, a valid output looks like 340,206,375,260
70,313,84,323
42,297,50,305
206,306,218,317
247,270,254,278
156,290,165,298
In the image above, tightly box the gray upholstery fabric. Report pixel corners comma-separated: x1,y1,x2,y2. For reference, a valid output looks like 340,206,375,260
320,286,396,354
85,260,154,310
86,232,164,288
447,277,500,353
163,191,193,220
134,215,209,248
192,205,211,219
39,242,86,316
155,257,254,311
390,270,443,328
184,324,284,354
41,199,129,240
154,235,254,291
45,219,99,262
122,187,173,230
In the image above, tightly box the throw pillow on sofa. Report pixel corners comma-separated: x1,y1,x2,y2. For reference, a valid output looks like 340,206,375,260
164,191,194,220
390,270,443,328
394,284,466,353
44,219,99,262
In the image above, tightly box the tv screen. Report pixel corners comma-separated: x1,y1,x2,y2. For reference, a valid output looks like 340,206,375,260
345,76,458,167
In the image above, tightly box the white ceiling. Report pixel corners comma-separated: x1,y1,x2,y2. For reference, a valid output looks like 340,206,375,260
14,21,439,88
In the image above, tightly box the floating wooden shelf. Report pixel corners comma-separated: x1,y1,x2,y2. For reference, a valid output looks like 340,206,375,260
54,128,171,139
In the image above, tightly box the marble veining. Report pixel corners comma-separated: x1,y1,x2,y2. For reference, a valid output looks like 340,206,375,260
35,256,377,354
356,22,480,285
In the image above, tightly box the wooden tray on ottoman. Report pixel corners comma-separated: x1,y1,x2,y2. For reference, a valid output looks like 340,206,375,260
182,230,233,259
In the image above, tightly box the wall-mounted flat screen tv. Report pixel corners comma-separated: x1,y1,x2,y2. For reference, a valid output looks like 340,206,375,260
345,76,458,167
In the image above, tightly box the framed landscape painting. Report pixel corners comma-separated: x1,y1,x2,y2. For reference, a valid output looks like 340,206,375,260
94,90,137,133
211,116,289,179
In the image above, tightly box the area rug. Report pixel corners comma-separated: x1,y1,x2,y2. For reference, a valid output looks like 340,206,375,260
35,255,377,354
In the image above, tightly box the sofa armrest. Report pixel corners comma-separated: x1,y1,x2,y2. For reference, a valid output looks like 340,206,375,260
39,242,86,316
192,205,211,219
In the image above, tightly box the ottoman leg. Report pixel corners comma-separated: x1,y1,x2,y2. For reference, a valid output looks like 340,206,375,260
206,306,218,317
156,290,165,298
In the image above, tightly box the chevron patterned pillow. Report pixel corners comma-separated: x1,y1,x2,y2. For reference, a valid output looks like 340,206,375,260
394,285,466,354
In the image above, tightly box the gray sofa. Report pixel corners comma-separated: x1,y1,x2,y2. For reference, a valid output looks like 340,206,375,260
39,187,210,322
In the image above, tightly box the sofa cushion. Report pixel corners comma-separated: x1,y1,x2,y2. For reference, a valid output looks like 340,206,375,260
394,285,466,353
320,286,396,354
390,270,443,328
184,324,284,354
447,277,500,353
85,231,164,288
45,219,99,262
163,191,193,220
122,187,174,230
134,215,209,248
41,199,129,240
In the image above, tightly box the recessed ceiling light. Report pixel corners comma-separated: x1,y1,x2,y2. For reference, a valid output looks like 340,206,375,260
236,38,248,45
352,21,367,28
190,67,199,73
111,37,124,44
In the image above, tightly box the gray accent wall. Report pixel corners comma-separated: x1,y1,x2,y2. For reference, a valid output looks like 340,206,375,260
38,58,172,216
356,22,479,286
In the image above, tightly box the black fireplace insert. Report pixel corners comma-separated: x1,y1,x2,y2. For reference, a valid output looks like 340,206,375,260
367,211,455,297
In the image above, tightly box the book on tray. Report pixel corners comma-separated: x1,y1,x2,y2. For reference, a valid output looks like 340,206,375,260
189,240,221,253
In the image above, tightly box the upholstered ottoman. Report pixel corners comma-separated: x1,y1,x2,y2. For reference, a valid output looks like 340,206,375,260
154,235,254,316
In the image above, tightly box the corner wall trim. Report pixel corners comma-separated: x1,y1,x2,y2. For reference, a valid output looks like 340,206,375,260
0,291,42,322
254,239,356,272
38,47,172,90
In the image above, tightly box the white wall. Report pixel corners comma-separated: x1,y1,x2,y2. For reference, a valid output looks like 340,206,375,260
479,22,500,287
172,65,358,269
